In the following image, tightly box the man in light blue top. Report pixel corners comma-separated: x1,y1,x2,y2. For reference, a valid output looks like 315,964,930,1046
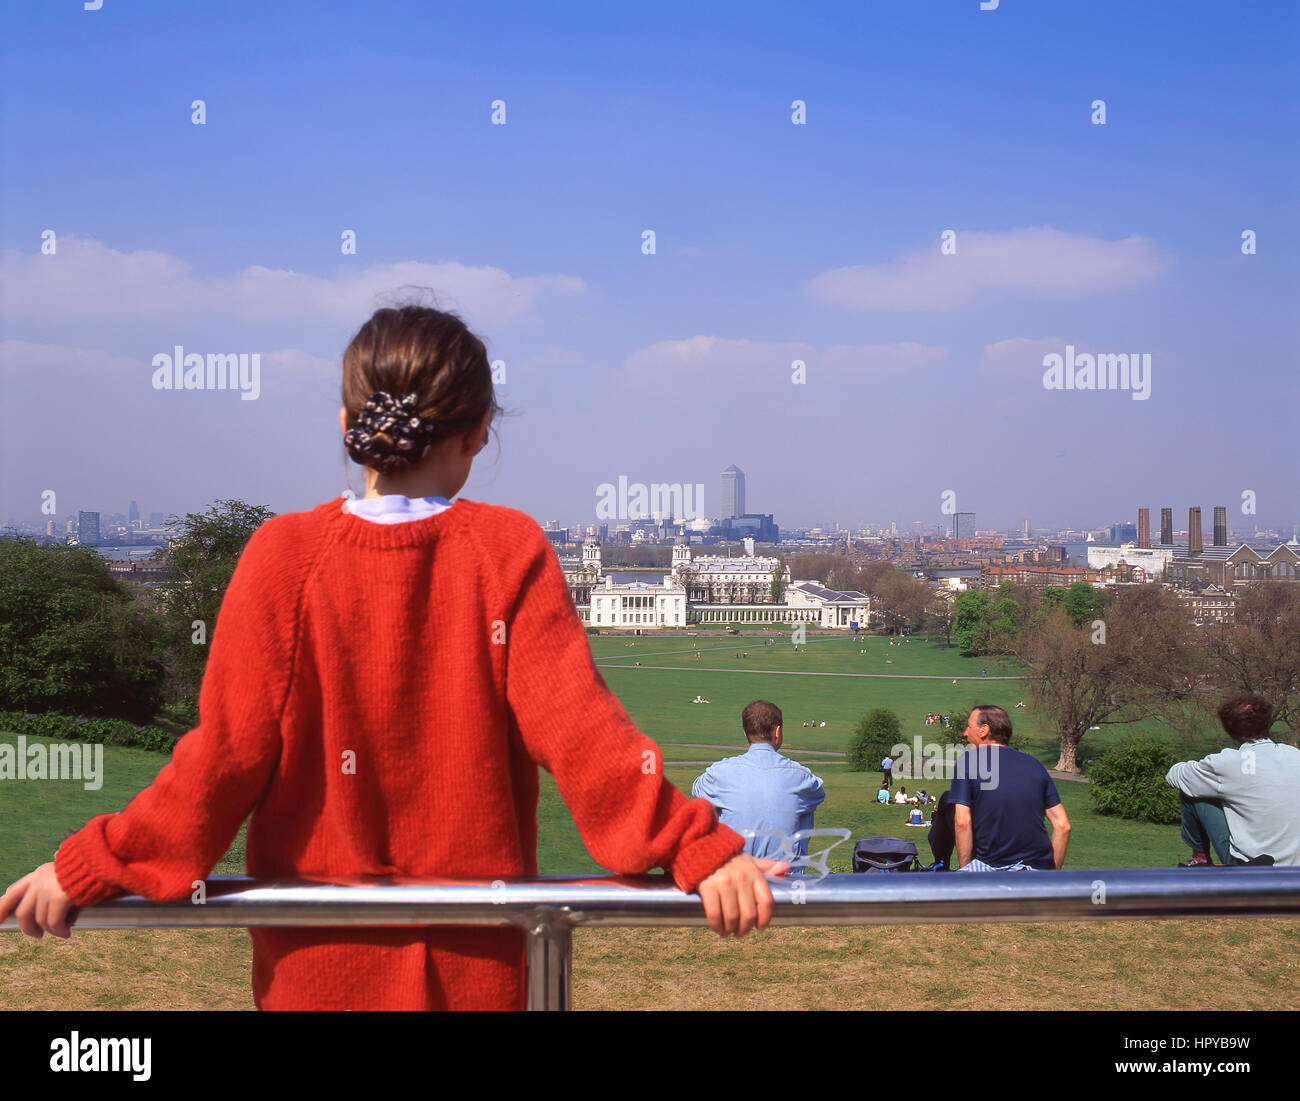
1165,695,1300,866
691,700,826,863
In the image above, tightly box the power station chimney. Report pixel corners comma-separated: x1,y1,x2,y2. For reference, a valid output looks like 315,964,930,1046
1213,505,1227,547
1160,507,1173,545
1137,508,1151,549
1189,506,1203,556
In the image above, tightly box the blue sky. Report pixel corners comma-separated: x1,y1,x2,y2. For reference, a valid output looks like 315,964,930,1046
2,0,1297,534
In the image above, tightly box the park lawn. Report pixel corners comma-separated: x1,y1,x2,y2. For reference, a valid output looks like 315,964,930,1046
0,630,1281,1009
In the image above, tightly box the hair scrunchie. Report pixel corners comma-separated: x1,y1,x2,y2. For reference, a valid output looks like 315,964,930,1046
344,390,438,473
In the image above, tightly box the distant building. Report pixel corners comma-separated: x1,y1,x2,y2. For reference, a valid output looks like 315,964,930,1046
587,575,687,629
77,511,100,545
1176,586,1238,625
981,563,1100,589
720,465,745,519
951,512,976,540
672,540,789,604
1087,543,1173,578
1108,521,1137,543
1167,543,1300,588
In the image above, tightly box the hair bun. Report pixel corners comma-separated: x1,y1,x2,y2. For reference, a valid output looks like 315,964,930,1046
344,390,438,473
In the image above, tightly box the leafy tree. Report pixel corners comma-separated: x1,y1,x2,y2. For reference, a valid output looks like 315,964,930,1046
0,536,167,720
848,707,903,772
769,555,787,604
953,591,991,654
150,499,276,711
1041,582,1107,628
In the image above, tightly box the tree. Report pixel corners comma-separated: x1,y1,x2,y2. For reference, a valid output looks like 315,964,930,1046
1041,582,1107,627
1195,583,1300,744
953,591,991,654
1018,587,1187,772
770,555,787,604
151,499,276,711
848,707,903,772
0,536,167,720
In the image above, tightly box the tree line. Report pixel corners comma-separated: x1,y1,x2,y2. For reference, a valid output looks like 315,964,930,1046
952,580,1300,770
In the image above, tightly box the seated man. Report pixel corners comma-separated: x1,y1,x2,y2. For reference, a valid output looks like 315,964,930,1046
692,699,826,864
1165,695,1300,867
949,705,1071,871
928,790,956,868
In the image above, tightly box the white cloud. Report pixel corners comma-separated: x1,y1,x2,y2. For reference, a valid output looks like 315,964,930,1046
0,340,137,373
808,227,1170,310
979,336,1070,375
0,236,586,327
622,336,947,383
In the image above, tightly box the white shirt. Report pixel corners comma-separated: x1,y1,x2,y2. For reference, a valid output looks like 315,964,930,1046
341,494,452,525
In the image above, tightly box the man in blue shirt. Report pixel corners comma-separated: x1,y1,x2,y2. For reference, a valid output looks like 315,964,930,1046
949,705,1071,871
691,700,826,862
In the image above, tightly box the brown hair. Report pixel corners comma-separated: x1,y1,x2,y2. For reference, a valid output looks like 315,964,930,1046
742,700,783,743
1217,695,1274,742
971,704,1012,745
341,299,501,475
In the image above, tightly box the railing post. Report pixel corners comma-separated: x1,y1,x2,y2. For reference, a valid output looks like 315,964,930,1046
524,907,573,1011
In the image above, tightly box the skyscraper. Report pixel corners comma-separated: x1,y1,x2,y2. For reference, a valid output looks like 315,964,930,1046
952,512,976,540
1213,505,1227,547
129,500,140,530
77,511,100,545
720,465,745,519
1160,507,1173,545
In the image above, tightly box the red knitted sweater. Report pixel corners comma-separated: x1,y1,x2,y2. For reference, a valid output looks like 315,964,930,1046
53,496,744,1009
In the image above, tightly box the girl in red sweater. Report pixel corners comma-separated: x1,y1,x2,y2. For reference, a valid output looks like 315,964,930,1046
1,304,784,1009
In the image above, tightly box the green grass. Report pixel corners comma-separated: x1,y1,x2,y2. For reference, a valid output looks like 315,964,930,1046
1,631,1229,886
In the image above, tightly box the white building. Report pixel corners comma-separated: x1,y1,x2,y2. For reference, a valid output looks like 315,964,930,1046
671,540,791,604
1086,543,1173,577
785,581,872,629
588,575,687,629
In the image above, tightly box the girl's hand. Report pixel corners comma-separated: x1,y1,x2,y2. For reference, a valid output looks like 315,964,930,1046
696,853,788,938
0,863,75,939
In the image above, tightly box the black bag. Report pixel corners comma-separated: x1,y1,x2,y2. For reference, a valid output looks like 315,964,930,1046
852,836,920,873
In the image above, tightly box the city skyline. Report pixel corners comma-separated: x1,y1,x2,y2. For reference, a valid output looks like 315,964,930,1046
2,2,1297,533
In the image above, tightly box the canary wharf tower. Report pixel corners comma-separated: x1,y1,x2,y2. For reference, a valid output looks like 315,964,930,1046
721,465,745,519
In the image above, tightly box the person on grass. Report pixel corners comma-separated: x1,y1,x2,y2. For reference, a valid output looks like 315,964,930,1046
950,705,1071,872
1166,695,1300,867
692,700,826,865
0,303,784,1010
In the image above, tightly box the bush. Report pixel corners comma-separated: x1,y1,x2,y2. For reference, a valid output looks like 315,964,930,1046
848,707,903,772
1087,739,1182,824
0,710,178,754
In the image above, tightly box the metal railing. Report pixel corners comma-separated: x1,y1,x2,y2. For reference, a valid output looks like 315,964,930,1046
5,868,1300,1009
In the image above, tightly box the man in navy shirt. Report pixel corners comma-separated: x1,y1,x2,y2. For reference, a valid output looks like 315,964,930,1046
949,705,1072,871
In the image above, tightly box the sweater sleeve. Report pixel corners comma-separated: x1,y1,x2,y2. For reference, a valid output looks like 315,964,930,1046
54,526,292,907
1165,755,1225,799
501,525,743,893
